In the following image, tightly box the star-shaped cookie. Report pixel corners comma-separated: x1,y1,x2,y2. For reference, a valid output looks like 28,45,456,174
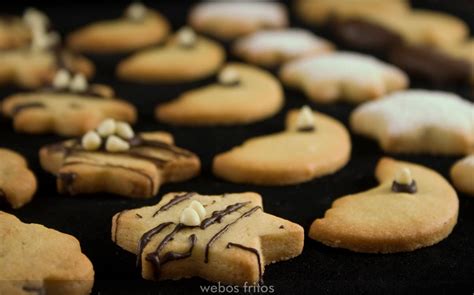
280,52,408,104
0,211,94,295
0,149,36,209
350,90,474,155
112,192,304,285
2,72,137,136
310,158,459,253
40,120,201,198
212,107,351,185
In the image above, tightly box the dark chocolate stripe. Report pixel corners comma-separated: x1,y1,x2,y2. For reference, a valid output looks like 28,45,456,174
22,286,45,295
11,102,45,116
204,206,261,263
133,137,194,157
200,202,251,229
137,222,174,267
152,192,195,217
160,234,197,265
227,242,263,284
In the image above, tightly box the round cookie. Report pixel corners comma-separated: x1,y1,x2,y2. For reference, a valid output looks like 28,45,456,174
117,28,225,83
310,157,459,253
450,155,474,196
188,1,288,40
233,29,334,68
0,149,36,209
350,90,474,155
212,107,351,185
156,63,284,125
0,211,94,295
67,2,170,53
280,52,408,104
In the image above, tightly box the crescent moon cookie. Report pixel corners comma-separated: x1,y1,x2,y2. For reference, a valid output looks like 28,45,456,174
39,119,201,199
233,29,334,68
117,27,225,83
2,70,137,136
451,155,474,196
156,63,283,125
280,52,408,104
111,192,304,285
188,1,288,40
67,2,170,53
309,158,459,253
212,106,351,185
0,149,37,209
0,211,94,295
295,0,409,26
350,90,474,155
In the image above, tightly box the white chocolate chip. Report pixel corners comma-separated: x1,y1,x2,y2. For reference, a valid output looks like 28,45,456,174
69,74,88,92
52,69,71,89
97,119,117,137
296,105,315,131
180,207,201,226
395,167,413,185
189,200,206,219
81,131,102,151
105,135,130,153
116,122,135,139
126,2,147,21
218,67,240,86
177,27,196,47
23,7,49,31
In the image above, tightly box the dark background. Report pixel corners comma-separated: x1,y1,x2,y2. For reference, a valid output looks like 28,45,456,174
1,1,473,294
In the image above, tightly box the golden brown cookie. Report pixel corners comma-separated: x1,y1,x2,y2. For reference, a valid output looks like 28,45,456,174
212,106,351,185
0,211,94,295
0,15,30,50
450,155,474,196
112,192,304,285
0,149,36,209
117,27,225,83
310,158,459,253
156,63,284,125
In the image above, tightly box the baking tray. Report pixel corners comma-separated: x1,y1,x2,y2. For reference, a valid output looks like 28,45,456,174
1,1,473,294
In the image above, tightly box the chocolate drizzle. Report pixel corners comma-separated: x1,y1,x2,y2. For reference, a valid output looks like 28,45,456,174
226,242,263,284
160,234,197,265
392,180,417,194
22,286,45,295
297,126,315,132
11,102,46,116
152,192,195,217
137,222,174,267
200,202,251,229
204,206,261,263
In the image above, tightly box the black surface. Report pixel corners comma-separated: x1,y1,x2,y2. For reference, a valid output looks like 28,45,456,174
1,1,473,294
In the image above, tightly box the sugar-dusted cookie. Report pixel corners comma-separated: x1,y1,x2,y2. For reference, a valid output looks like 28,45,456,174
189,1,288,40
0,211,94,295
295,0,409,26
67,2,170,53
310,157,459,253
233,29,334,67
2,70,137,136
451,155,474,196
350,90,474,155
280,52,408,104
213,106,351,185
156,63,283,125
117,27,225,83
0,149,36,209
112,192,304,285
40,119,200,198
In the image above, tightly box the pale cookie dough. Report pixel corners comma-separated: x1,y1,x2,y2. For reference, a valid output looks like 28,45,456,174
189,1,288,40
67,2,170,53
295,0,409,26
350,90,474,155
310,157,459,253
212,107,351,185
40,119,201,199
2,72,137,136
117,28,225,83
0,211,94,295
156,63,283,125
0,149,36,209
450,155,474,196
280,52,408,104
233,29,334,67
112,192,304,285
